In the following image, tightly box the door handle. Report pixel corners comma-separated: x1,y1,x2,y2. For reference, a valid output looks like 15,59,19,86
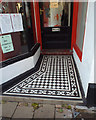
40,8,44,15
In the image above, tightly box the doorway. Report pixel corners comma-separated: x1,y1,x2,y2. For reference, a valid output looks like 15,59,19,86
39,2,73,49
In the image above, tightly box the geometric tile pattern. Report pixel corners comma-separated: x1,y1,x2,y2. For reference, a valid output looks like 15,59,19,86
3,55,82,100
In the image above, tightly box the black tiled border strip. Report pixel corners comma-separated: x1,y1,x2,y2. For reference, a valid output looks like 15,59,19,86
72,56,85,103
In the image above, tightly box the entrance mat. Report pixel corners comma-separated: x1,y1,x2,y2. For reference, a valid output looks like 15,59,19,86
3,55,82,100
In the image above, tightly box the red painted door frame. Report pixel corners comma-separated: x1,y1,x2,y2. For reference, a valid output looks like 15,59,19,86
30,2,42,50
71,2,83,61
71,2,79,50
31,1,87,59
32,2,79,51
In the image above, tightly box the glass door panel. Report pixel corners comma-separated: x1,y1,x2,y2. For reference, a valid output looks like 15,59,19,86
42,2,71,27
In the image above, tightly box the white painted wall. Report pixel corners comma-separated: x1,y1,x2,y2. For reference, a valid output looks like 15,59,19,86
95,2,96,84
0,47,40,85
73,2,94,97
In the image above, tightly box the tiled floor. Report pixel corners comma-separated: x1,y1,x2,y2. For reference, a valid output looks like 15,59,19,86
3,55,82,100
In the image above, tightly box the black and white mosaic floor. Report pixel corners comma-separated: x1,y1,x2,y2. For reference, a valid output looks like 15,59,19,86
3,55,82,100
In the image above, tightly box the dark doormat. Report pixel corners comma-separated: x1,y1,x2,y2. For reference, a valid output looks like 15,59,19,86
3,55,82,100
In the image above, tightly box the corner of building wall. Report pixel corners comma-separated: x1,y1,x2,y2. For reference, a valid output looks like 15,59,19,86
0,69,2,85
33,46,40,67
73,48,86,97
73,49,86,99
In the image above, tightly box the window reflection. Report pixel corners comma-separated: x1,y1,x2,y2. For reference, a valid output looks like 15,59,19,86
0,2,33,62
41,2,71,27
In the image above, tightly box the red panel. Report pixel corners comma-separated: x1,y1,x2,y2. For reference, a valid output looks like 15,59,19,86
71,2,79,50
74,44,82,61
33,2,42,50
0,43,5,62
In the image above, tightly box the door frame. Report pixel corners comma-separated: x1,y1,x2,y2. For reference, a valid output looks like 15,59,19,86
39,2,73,50
31,2,42,49
31,1,80,51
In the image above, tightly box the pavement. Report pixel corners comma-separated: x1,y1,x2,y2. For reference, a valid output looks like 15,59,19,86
0,100,96,119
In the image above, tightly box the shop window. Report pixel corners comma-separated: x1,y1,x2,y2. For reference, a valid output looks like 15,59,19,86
0,2,34,63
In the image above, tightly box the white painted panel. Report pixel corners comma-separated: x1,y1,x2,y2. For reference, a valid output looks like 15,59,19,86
0,47,40,85
73,2,94,97
33,47,40,67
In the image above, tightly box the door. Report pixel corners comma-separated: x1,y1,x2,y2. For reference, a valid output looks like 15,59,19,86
39,2,73,49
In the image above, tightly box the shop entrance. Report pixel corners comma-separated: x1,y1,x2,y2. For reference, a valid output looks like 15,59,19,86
39,2,73,49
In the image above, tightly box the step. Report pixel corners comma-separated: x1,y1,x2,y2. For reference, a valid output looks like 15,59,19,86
1,96,83,105
41,49,73,55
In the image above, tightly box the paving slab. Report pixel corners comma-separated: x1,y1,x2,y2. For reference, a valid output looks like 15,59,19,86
2,102,18,118
76,112,96,118
75,105,88,110
12,105,34,118
55,108,72,118
34,104,55,118
56,105,62,108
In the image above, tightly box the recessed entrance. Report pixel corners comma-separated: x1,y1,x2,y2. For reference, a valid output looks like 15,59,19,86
39,2,73,49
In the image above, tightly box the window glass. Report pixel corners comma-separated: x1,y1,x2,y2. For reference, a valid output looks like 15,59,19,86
0,2,34,62
40,2,71,27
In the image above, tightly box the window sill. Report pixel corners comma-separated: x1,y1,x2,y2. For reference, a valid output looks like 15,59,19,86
0,43,40,68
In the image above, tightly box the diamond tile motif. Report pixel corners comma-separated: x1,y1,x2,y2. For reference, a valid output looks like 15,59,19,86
3,55,82,99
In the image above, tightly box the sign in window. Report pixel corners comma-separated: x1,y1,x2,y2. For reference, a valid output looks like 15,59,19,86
0,34,14,54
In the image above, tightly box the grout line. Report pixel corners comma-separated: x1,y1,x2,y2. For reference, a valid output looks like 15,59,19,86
10,102,19,119
54,105,56,120
32,107,35,119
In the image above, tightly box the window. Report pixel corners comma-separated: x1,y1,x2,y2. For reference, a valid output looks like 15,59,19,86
0,2,34,62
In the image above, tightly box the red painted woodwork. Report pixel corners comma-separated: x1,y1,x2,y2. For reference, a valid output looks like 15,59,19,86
71,2,83,61
32,1,87,59
74,44,82,61
71,2,79,50
0,43,5,62
33,2,42,50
